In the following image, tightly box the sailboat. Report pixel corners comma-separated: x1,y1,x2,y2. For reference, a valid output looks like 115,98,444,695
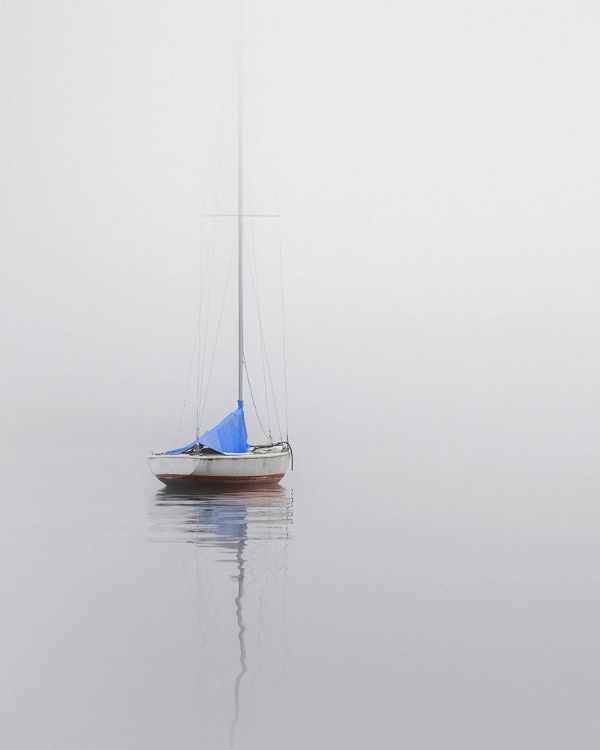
149,44,292,487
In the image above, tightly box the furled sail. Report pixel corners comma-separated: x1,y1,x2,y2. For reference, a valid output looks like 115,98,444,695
167,401,249,455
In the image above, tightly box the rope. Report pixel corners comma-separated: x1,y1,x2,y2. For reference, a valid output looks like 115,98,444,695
174,321,199,448
198,235,237,430
197,221,217,435
245,213,283,440
244,360,272,443
176,86,227,445
247,189,272,437
197,108,226,436
277,217,290,442
261,123,290,442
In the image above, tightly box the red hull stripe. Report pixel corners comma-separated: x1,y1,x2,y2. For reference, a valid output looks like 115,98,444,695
157,473,284,484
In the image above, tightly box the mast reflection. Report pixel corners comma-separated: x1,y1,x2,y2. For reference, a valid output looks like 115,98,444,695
151,484,293,749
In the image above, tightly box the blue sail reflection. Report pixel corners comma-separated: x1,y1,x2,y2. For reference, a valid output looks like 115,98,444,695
151,484,293,547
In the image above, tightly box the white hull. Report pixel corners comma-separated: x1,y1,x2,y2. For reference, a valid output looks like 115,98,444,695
148,445,290,486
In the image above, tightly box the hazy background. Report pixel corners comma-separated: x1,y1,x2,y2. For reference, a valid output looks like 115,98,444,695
2,1,600,748
2,0,599,465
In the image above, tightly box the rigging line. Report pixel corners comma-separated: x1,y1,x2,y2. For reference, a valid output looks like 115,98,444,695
248,114,287,440
244,359,272,442
174,211,220,446
259,118,290,441
244,208,283,440
247,189,272,439
277,216,290,442
198,236,237,431
260,323,283,441
246,249,276,439
175,225,217,446
197,81,229,436
197,179,223,433
197,219,217,436
195,223,209,437
198,165,225,435
174,318,200,448
251,302,283,441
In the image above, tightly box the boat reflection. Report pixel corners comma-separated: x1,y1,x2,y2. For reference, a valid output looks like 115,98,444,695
151,483,293,546
150,484,293,749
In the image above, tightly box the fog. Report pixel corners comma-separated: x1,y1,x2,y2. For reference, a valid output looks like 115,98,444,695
1,1,600,748
2,0,598,457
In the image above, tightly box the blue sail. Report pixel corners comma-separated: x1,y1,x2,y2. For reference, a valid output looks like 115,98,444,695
167,401,249,455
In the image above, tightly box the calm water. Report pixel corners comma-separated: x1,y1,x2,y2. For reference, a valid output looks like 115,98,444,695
1,446,600,749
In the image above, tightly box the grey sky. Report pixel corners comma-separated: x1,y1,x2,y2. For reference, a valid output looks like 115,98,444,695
1,0,599,466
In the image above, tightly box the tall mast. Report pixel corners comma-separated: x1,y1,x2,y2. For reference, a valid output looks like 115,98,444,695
237,12,244,404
